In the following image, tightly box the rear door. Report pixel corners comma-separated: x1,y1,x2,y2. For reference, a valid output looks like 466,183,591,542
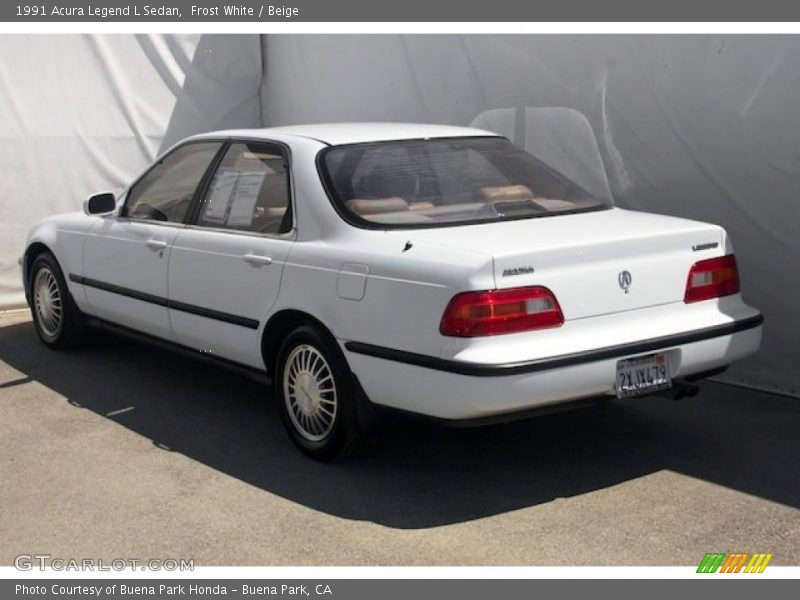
83,141,222,340
167,140,294,368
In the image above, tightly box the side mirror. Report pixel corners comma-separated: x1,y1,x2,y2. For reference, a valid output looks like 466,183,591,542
83,192,117,216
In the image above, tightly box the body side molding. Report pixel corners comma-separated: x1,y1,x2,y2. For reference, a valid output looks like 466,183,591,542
69,274,260,330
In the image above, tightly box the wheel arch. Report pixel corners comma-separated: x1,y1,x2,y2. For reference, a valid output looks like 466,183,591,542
23,242,54,301
261,309,339,377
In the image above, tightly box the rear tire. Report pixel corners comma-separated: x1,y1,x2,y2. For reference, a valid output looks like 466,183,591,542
275,324,364,460
29,251,86,349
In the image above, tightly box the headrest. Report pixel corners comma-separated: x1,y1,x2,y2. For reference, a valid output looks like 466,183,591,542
347,197,410,215
480,185,534,202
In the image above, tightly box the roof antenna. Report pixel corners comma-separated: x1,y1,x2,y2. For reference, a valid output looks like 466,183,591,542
402,241,413,253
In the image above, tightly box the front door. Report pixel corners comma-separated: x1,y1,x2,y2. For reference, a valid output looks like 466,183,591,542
82,141,222,340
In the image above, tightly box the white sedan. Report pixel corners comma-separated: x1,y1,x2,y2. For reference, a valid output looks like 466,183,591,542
21,123,763,459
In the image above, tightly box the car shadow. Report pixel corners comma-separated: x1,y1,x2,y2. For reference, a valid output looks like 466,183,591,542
0,319,797,529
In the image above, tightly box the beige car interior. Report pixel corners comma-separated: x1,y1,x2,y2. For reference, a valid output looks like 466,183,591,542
346,182,577,222
250,172,289,234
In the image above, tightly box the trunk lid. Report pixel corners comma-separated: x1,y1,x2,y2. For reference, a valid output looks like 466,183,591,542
392,208,726,320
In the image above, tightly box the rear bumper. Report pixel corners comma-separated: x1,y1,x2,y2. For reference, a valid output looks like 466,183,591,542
343,313,763,421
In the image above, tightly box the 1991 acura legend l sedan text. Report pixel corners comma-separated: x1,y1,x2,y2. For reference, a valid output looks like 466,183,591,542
22,123,763,459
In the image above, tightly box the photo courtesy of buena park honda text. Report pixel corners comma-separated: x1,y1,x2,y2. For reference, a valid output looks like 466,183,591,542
0,0,798,598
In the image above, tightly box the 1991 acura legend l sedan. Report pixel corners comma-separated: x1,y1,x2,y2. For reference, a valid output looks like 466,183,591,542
22,123,763,459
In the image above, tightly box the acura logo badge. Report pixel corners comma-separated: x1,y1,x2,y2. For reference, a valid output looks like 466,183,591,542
618,270,632,293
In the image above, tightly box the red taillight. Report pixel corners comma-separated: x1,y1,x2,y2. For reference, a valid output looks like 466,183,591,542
440,286,564,337
684,254,740,303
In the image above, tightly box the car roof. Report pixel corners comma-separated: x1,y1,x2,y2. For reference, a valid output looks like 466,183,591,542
191,123,499,146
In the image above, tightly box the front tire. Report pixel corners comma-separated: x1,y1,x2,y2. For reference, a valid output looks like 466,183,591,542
275,324,363,460
29,251,86,349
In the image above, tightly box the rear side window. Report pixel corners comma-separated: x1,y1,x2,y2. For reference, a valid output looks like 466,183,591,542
196,142,292,235
125,142,220,223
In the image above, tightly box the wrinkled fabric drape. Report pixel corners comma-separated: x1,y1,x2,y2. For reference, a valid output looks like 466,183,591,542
0,33,263,307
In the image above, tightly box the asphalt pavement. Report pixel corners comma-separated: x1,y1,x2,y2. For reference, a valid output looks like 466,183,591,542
0,309,798,565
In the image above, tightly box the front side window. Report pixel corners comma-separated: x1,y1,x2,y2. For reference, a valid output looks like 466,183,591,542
125,142,220,223
321,137,609,228
197,142,291,235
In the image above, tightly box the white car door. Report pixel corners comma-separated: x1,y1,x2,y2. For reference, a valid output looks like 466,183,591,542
81,141,223,340
167,141,294,369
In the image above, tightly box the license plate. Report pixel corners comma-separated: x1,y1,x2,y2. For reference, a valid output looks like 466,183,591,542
615,352,672,398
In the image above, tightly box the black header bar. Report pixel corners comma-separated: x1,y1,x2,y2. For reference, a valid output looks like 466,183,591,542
4,0,800,22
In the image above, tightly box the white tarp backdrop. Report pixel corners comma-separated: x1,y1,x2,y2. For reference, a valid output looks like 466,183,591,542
0,34,797,397
0,33,263,306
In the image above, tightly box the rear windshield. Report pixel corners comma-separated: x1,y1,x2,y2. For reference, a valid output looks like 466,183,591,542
320,136,609,228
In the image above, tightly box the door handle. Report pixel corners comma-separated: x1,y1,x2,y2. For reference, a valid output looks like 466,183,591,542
242,253,273,266
145,239,168,251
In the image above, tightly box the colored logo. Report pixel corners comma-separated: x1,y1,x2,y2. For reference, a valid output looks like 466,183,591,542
697,552,773,573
